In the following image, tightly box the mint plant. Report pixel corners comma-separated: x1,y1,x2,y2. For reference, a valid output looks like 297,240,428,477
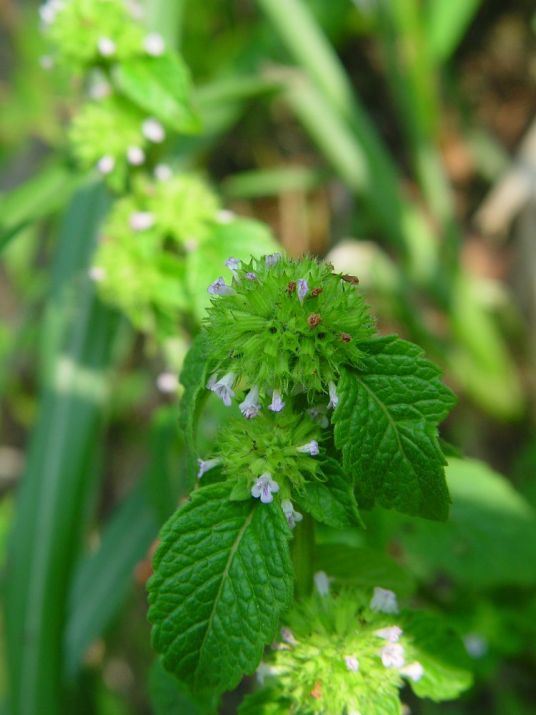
148,254,471,713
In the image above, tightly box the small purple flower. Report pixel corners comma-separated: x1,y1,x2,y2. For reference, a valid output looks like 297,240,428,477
297,278,309,303
97,37,116,57
245,272,257,281
209,372,236,406
281,500,303,529
400,662,424,682
97,155,115,174
374,626,402,643
328,381,339,410
265,253,281,268
344,655,359,673
127,146,145,165
251,473,280,503
239,385,261,419
208,277,235,296
370,587,399,614
129,212,154,231
225,256,240,271
297,440,319,456
206,372,218,390
197,457,222,479
268,389,285,413
380,643,405,669
280,627,298,646
314,571,330,597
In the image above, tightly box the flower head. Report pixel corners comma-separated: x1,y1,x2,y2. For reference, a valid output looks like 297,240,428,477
127,146,145,165
142,118,165,143
370,587,399,614
129,212,154,231
374,626,402,643
197,457,222,479
297,440,319,456
268,389,285,413
328,381,339,410
208,277,235,297
97,37,116,57
239,385,261,419
400,662,424,682
344,655,359,673
144,32,165,56
314,570,330,597
281,500,303,529
97,155,115,175
208,372,236,407
251,472,280,503
380,643,405,669
297,278,309,303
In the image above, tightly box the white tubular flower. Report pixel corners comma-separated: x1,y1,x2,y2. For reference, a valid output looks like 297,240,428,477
268,389,285,413
281,500,303,530
344,655,359,673
207,276,235,297
216,209,235,224
265,253,281,268
314,570,330,597
144,32,165,56
97,37,116,57
370,587,399,614
129,212,154,231
400,662,424,682
127,146,145,165
142,118,165,143
297,278,309,303
197,457,222,479
239,385,261,419
209,372,236,406
97,155,115,174
380,643,405,669
328,381,339,410
280,627,298,646
297,440,319,456
373,626,402,643
156,372,178,394
88,266,106,283
154,163,172,181
251,473,280,504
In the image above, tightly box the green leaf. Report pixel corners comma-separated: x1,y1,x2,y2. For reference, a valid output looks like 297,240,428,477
148,658,216,715
148,483,293,694
239,688,290,715
113,53,201,133
401,611,473,701
394,458,536,589
314,544,415,596
178,333,210,485
297,459,362,529
333,336,454,520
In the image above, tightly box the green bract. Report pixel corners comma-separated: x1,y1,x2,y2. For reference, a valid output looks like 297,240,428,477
43,0,145,69
205,255,375,397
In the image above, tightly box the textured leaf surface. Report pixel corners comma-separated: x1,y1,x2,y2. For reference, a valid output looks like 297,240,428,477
148,483,293,694
394,458,536,588
333,337,454,520
297,459,361,529
401,611,473,700
114,53,201,133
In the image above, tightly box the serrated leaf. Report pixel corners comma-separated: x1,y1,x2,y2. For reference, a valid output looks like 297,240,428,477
401,611,473,701
113,53,201,133
297,459,362,529
178,333,210,485
148,483,293,695
333,337,454,520
314,544,415,596
394,458,536,589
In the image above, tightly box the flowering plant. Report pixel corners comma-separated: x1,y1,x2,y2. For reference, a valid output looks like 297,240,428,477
147,254,473,713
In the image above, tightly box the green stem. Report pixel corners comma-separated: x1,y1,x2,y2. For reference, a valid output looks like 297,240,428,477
292,513,315,599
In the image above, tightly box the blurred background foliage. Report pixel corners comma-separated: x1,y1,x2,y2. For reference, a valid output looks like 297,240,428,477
0,0,536,713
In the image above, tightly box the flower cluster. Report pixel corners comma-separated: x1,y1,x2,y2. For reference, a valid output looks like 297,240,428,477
204,255,374,405
254,588,426,715
40,0,161,70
